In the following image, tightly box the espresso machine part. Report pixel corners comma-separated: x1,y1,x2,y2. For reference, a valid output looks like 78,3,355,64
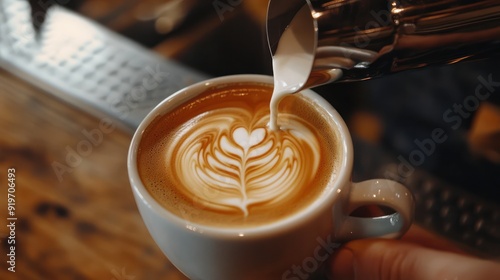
0,1,207,132
267,0,500,86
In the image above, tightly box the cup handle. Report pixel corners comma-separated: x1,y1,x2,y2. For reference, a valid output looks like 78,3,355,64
335,179,415,241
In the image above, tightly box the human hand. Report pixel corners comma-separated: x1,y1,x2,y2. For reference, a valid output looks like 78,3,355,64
329,226,500,280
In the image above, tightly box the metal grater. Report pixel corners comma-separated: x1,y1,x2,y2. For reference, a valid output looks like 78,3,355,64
0,0,207,133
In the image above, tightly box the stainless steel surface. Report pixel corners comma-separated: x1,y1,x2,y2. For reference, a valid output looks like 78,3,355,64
0,0,207,133
267,0,500,84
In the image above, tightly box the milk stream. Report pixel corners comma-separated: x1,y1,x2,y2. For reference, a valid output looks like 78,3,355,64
270,5,344,130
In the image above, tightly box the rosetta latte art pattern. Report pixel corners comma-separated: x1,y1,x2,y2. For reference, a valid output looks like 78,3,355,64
167,107,321,216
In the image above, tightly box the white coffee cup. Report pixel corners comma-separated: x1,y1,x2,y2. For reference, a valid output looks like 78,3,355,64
128,74,414,280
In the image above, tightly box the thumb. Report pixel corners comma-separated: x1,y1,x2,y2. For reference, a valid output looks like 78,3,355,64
329,239,500,280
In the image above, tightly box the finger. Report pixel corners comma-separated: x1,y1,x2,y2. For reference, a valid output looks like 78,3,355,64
400,225,467,254
329,239,500,280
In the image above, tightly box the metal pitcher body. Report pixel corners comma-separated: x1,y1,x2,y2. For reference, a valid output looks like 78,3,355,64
267,0,500,86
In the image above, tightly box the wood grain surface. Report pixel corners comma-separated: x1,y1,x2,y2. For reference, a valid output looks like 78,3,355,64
0,69,187,280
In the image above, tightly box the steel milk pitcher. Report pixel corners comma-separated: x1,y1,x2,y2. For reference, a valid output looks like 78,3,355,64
266,0,500,87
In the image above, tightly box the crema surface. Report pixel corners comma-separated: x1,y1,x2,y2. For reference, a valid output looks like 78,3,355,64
137,83,339,228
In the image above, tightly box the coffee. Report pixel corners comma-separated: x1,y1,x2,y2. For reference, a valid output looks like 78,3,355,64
137,82,340,228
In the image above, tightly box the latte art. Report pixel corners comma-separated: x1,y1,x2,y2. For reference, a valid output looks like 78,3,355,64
138,83,339,227
169,108,320,216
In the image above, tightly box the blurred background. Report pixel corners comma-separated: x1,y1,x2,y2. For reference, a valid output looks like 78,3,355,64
0,0,499,279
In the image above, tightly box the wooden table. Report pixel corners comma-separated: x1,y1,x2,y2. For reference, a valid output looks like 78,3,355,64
0,69,188,280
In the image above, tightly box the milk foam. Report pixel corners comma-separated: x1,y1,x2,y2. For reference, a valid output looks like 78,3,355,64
270,5,345,130
270,4,314,131
167,106,321,216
